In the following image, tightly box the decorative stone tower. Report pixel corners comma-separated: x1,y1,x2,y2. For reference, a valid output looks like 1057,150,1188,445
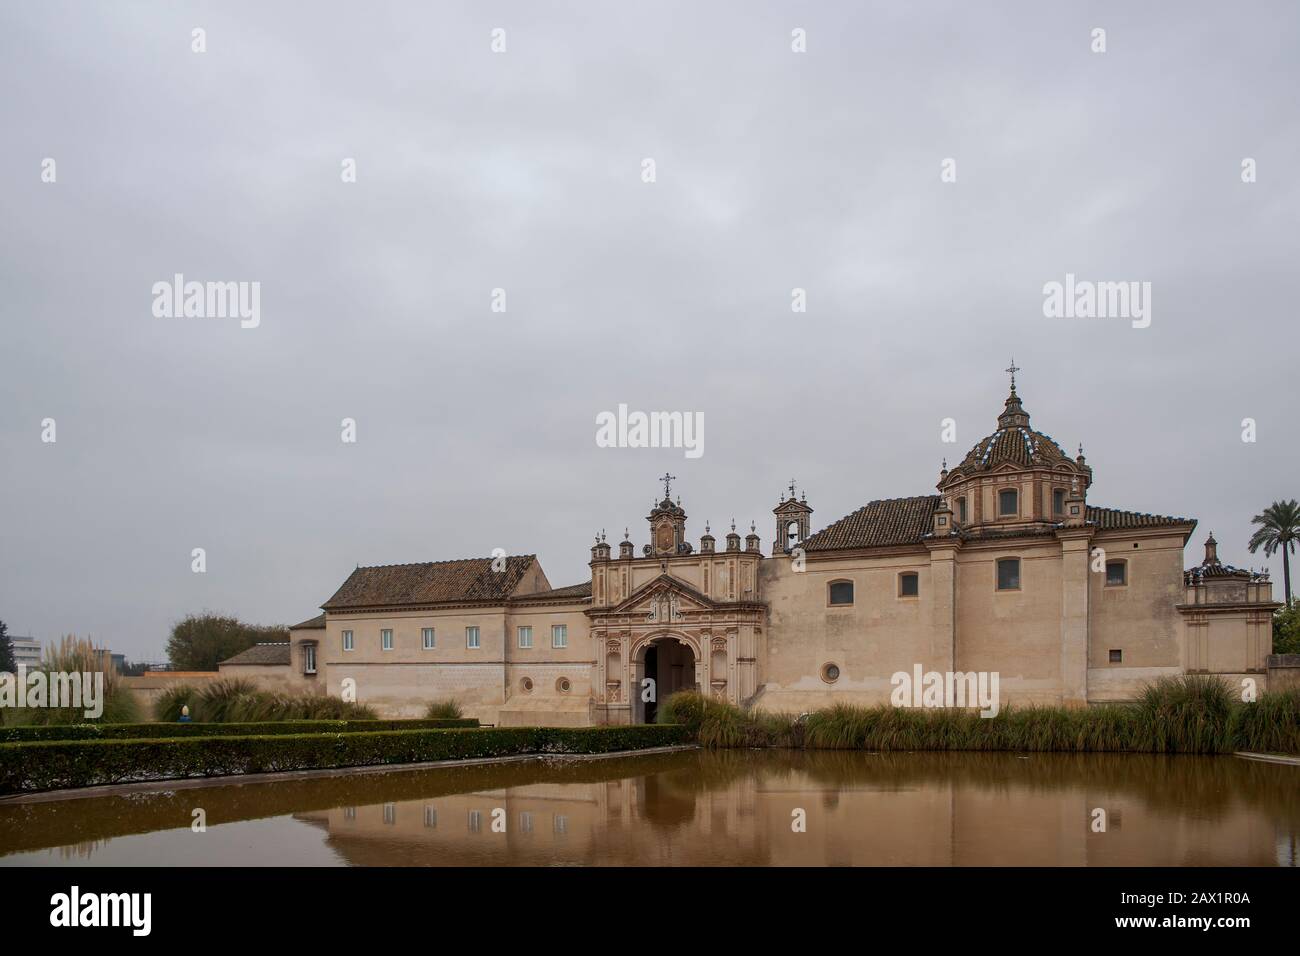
726,520,741,552
643,473,691,556
772,481,813,555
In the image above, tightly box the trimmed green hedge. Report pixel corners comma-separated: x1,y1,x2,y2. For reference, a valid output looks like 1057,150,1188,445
0,725,690,794
0,717,478,744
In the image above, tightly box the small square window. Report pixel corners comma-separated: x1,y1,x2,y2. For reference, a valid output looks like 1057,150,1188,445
422,627,435,649
1109,649,1123,663
342,630,353,652
552,624,568,648
899,572,919,597
828,581,854,606
381,628,393,651
518,626,533,649
466,626,480,649
997,558,1021,591
1105,561,1127,586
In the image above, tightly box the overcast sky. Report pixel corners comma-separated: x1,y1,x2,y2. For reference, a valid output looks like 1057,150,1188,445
2,1,1297,661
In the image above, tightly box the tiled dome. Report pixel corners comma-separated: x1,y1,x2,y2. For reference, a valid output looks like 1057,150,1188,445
952,388,1071,473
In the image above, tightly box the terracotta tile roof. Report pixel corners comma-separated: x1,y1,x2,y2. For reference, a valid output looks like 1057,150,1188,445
1086,506,1192,530
953,425,1071,473
964,527,1059,541
290,613,326,630
802,498,1193,553
220,643,291,666
1184,563,1252,583
520,581,593,601
802,495,940,551
321,555,537,610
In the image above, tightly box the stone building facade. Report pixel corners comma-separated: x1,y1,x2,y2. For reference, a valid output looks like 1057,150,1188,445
246,377,1280,724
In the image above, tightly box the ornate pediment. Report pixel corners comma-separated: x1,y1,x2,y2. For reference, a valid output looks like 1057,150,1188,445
604,573,717,618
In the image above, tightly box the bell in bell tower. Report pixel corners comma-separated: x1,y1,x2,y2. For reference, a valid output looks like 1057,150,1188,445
772,481,813,555
644,472,692,556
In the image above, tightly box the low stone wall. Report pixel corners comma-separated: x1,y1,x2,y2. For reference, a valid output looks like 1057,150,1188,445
1267,654,1300,692
120,671,221,717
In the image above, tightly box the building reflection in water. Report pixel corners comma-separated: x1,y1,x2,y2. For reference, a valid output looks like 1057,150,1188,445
288,752,1297,867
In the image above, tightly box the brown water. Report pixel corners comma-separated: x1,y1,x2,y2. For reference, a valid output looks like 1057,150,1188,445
1,751,1296,866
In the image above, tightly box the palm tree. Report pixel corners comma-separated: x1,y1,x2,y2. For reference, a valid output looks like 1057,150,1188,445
1248,499,1300,607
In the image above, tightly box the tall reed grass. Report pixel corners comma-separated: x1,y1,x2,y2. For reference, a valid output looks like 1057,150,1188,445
1,635,140,726
659,677,1300,755
424,700,464,719
152,677,376,722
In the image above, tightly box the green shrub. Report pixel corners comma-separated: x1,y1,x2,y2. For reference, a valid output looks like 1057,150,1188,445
658,691,773,747
0,717,479,744
424,700,463,720
0,724,691,793
153,684,196,722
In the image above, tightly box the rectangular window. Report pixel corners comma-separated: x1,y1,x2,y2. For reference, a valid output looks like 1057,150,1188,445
423,806,437,829
957,498,967,523
517,626,533,649
381,628,393,651
302,644,317,675
1053,489,1065,514
422,627,435,649
899,572,919,597
553,814,568,835
383,803,396,825
342,630,353,652
466,626,480,649
828,581,854,606
997,558,1021,591
1106,560,1127,586
468,810,482,833
1109,649,1123,663
999,489,1018,516
552,624,568,648
520,811,533,833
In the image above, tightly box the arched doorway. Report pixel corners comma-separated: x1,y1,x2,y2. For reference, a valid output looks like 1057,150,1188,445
636,635,697,724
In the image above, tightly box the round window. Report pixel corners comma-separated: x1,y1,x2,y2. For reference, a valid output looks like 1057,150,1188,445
821,663,841,684
520,677,534,692
556,677,572,693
